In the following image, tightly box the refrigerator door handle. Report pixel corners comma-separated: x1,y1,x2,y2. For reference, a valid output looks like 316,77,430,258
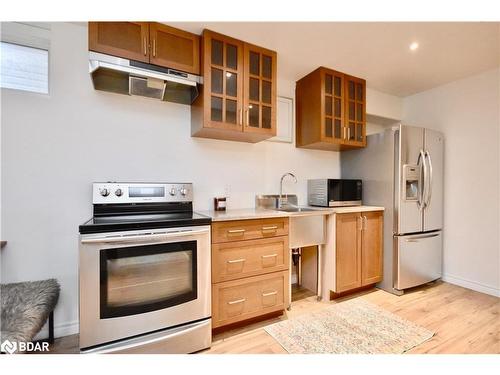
405,232,440,242
424,150,433,208
418,149,427,210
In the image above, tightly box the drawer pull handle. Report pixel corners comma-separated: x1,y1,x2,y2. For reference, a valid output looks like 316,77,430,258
262,291,278,297
261,254,278,259
227,298,246,305
227,229,246,235
227,258,246,264
262,226,278,231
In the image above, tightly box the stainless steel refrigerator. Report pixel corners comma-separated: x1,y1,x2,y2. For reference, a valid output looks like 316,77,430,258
341,124,444,295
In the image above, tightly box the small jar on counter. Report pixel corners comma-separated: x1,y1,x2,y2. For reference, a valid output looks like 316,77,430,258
214,197,227,211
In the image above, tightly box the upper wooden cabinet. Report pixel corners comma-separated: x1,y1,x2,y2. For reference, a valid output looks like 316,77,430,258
296,67,366,151
149,23,200,74
344,74,366,147
88,22,200,75
191,29,277,143
89,22,150,63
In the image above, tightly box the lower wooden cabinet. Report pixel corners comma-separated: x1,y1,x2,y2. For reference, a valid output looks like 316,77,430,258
361,211,384,286
335,212,362,292
212,236,289,283
335,211,383,293
211,217,289,329
212,271,288,328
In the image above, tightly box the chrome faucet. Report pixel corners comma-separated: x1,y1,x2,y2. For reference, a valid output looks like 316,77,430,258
279,173,297,208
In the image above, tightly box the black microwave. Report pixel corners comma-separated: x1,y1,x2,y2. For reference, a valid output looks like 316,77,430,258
307,179,362,207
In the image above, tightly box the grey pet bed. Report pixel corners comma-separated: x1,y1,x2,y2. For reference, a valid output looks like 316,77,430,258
1,279,60,345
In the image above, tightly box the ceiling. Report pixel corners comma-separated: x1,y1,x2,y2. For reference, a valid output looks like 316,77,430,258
170,22,499,97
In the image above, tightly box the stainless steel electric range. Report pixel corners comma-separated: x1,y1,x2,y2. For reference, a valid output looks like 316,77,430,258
78,182,212,354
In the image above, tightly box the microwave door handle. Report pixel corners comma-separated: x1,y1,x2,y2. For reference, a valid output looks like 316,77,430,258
424,151,433,207
81,228,210,244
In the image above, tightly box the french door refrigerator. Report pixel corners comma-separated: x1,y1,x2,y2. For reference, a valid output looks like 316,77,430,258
341,124,444,295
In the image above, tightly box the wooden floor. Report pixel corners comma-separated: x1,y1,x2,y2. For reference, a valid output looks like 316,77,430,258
47,281,499,354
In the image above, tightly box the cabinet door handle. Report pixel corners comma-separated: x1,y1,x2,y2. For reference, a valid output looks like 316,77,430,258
262,225,278,232
245,109,249,126
227,258,246,264
343,127,347,140
153,38,156,57
261,253,278,259
357,216,363,231
262,291,278,297
227,298,246,305
238,108,243,125
143,36,147,56
347,127,351,140
227,229,246,235
363,215,367,230
227,229,246,234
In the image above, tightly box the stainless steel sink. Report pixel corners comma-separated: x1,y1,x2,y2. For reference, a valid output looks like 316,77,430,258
255,194,318,213
276,207,317,213
255,194,298,209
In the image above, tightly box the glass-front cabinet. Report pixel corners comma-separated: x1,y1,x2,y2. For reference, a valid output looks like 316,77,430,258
296,66,367,151
344,74,366,147
322,69,344,143
243,44,277,135
191,30,277,143
202,30,244,133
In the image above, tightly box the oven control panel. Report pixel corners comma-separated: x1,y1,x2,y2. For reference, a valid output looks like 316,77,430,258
92,182,193,204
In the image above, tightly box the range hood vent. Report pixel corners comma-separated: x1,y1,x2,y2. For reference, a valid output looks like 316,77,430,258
89,52,201,105
129,76,166,99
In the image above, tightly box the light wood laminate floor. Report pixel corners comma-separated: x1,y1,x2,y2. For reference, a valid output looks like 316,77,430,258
47,281,499,354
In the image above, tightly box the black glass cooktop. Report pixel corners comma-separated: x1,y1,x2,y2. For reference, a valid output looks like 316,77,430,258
79,211,211,234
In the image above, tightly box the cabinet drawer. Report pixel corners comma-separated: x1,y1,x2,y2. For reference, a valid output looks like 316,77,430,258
212,237,289,283
212,217,288,244
212,271,288,328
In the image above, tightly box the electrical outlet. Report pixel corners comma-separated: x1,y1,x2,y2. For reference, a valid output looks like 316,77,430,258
224,184,231,198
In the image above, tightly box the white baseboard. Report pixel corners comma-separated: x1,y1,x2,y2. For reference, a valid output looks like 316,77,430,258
33,319,79,341
442,273,500,297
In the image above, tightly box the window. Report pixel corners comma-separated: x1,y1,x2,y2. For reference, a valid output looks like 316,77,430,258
0,41,49,94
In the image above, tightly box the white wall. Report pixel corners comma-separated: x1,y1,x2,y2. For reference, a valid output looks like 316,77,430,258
366,88,402,121
403,68,500,297
0,23,343,337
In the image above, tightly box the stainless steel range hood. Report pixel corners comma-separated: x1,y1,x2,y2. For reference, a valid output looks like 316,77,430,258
89,52,202,105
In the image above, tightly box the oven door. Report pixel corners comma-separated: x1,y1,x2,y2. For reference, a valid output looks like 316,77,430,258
79,225,211,350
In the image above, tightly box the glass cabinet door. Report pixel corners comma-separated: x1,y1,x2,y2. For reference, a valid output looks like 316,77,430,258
243,44,277,135
323,69,344,143
204,30,244,130
345,75,366,146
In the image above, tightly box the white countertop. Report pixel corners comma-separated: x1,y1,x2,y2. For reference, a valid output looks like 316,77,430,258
199,205,384,222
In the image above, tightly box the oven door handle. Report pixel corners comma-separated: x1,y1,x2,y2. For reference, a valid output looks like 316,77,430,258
81,228,210,245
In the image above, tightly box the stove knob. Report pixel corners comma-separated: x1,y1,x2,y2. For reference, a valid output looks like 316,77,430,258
115,188,123,197
180,188,188,196
169,187,177,196
100,188,110,197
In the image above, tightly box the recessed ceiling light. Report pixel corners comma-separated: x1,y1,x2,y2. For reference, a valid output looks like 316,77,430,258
409,42,419,51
